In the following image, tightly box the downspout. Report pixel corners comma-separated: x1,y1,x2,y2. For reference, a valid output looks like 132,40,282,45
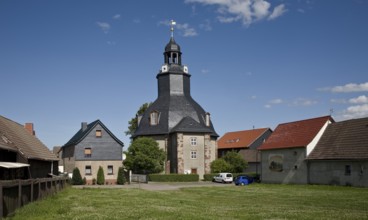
51,161,54,176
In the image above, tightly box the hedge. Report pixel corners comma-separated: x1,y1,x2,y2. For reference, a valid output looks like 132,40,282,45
148,174,199,182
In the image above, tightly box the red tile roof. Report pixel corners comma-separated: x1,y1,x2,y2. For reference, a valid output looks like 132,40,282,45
218,128,270,149
258,116,334,151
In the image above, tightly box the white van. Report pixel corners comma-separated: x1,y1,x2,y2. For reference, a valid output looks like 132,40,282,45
212,173,233,183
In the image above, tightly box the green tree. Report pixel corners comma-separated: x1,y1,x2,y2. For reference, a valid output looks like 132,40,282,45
125,102,151,136
97,166,105,185
117,166,126,185
210,158,231,173
71,167,83,185
223,151,248,173
124,137,165,174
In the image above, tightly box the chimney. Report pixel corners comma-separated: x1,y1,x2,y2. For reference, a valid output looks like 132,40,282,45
205,112,211,127
24,123,35,136
81,122,88,132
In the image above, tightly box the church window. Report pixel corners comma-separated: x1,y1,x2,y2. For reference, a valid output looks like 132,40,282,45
191,151,197,159
150,111,159,126
190,137,197,146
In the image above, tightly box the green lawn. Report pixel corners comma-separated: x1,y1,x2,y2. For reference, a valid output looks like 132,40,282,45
7,184,368,220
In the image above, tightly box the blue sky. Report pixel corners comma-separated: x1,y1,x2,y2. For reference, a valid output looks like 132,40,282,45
1,0,367,149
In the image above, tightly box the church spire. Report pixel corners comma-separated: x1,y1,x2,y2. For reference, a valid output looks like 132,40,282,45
164,20,182,65
170,20,176,39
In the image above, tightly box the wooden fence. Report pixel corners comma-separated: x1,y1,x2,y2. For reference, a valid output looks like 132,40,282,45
0,177,69,218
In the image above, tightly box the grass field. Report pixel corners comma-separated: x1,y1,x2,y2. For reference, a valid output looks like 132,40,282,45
7,183,368,220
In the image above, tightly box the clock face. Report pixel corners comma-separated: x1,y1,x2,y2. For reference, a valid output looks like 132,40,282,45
161,65,168,72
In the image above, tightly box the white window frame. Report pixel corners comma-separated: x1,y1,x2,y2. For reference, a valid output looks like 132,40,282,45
191,151,197,159
85,165,92,175
190,137,197,146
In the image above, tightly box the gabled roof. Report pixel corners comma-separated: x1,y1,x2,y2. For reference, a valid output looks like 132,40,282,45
63,120,124,147
0,115,58,161
171,116,214,133
218,128,271,149
308,117,368,160
259,116,334,151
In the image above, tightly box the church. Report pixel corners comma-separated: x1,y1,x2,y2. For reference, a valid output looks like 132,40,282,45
133,21,218,178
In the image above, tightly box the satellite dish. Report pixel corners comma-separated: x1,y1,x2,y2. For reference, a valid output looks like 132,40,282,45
122,153,126,160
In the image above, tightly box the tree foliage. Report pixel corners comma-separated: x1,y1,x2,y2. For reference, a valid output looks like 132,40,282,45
117,167,126,185
210,158,231,173
97,166,105,185
124,137,165,174
72,167,84,185
223,151,248,173
125,102,151,136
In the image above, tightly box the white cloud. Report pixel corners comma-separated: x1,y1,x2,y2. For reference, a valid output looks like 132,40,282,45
96,22,110,33
330,98,347,104
113,14,121,20
291,98,317,106
264,104,271,108
158,20,198,37
133,19,141,23
251,95,257,99
268,4,287,20
269,98,283,104
339,104,368,120
201,69,210,74
321,82,368,93
349,95,368,104
177,23,198,37
199,19,212,31
185,0,287,26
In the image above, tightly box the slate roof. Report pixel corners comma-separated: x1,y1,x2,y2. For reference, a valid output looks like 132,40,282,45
63,119,124,147
218,128,271,149
308,117,368,160
133,37,218,138
0,115,58,161
259,116,334,150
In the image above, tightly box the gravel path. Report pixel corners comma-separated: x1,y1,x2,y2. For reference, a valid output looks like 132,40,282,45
73,181,234,191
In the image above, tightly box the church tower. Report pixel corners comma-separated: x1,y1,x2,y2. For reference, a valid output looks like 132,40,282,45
133,21,218,178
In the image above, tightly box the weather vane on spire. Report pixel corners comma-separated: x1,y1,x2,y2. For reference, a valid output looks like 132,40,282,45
170,19,176,38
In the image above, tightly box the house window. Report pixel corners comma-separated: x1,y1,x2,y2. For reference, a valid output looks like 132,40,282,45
345,165,351,176
191,151,197,159
190,137,197,146
85,166,92,175
108,165,113,175
96,130,102,137
84,148,92,158
150,111,159,126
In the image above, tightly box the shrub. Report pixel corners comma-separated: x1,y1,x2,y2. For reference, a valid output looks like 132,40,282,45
92,178,96,185
223,151,248,173
97,166,105,185
83,177,87,185
117,167,126,185
148,174,199,182
210,158,231,173
71,167,83,185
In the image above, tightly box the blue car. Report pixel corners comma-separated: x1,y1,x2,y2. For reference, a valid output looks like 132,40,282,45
234,175,254,186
